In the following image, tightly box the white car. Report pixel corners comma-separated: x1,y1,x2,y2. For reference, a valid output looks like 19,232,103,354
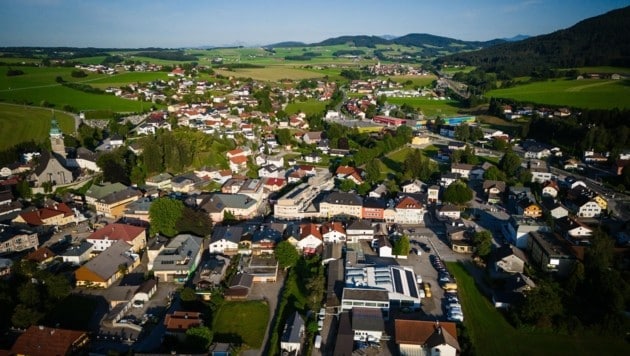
448,313,464,322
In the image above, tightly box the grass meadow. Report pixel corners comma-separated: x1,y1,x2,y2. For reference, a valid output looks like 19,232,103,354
215,66,325,81
448,262,629,356
213,300,269,349
285,99,327,115
386,96,461,117
485,78,630,109
0,103,75,150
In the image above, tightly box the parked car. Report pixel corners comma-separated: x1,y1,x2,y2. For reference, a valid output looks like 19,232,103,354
314,335,322,349
424,282,432,298
447,311,464,322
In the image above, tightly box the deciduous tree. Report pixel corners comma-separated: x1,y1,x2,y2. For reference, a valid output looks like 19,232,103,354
275,241,299,270
149,197,184,237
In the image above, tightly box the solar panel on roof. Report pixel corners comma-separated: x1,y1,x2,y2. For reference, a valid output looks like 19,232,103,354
405,270,418,298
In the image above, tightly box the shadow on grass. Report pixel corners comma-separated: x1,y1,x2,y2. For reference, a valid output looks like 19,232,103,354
381,156,402,172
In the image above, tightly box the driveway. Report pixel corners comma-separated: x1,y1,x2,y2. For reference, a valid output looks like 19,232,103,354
242,271,285,356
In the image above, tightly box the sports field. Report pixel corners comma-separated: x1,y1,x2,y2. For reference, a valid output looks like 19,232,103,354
485,78,630,109
0,103,75,150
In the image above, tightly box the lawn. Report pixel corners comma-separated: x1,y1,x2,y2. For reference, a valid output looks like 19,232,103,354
485,78,630,110
0,103,75,150
386,96,461,117
44,294,97,330
448,262,629,356
285,99,327,115
213,300,269,349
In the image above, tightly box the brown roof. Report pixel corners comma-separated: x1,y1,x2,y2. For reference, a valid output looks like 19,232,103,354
25,247,56,263
18,202,73,226
164,311,203,332
88,223,145,242
229,155,248,164
321,221,346,235
396,196,422,209
300,223,322,240
395,320,458,349
11,325,88,356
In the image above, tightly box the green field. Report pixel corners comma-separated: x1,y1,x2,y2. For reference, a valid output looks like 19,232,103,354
386,96,461,117
0,103,75,150
215,65,325,81
448,262,629,356
388,74,437,88
485,78,630,110
285,99,327,115
213,300,269,349
85,71,171,88
574,66,630,74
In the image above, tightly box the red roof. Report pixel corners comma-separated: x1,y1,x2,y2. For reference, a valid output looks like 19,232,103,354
300,223,322,240
25,247,56,263
18,202,73,226
164,311,203,332
227,148,244,157
264,177,286,187
88,223,145,242
11,326,88,356
321,221,346,235
229,155,248,164
396,196,422,209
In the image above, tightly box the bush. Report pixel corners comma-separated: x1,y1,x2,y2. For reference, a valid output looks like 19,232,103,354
71,70,87,78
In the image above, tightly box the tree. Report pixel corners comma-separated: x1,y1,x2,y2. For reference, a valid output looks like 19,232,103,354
498,149,522,178
149,197,184,237
483,166,507,181
180,287,197,302
43,274,70,301
275,241,299,270
11,304,43,328
519,282,563,328
473,230,493,260
339,179,356,192
392,235,410,256
186,326,213,352
365,159,381,183
175,207,212,237
18,283,40,308
306,273,325,309
15,179,32,199
443,181,473,205
276,128,292,146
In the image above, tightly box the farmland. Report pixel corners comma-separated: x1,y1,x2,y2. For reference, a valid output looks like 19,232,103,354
386,96,461,117
215,66,325,81
485,78,630,110
0,103,75,150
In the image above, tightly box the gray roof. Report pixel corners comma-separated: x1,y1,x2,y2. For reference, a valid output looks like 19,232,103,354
152,234,203,271
323,192,363,206
81,240,134,280
61,241,93,256
86,182,129,200
98,187,141,204
230,272,254,289
281,311,304,344
352,307,385,332
211,226,244,244
200,193,257,213
342,288,389,302
347,219,375,232
0,226,36,243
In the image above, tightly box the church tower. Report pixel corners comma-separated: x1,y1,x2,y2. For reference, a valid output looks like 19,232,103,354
50,112,66,158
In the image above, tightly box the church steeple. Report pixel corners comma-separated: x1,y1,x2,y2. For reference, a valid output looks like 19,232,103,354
49,111,66,158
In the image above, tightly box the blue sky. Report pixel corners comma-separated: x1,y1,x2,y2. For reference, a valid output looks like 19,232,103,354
0,0,628,48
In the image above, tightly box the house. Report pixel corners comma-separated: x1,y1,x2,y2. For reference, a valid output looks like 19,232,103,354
87,223,147,253
10,325,89,356
440,173,460,187
209,226,244,255
352,307,385,343
451,163,474,179
29,151,73,188
548,202,569,220
333,312,355,356
529,159,554,183
164,311,203,338
427,185,440,203
60,241,93,265
401,179,426,194
225,272,254,300
302,131,324,145
394,196,424,224
494,244,527,274
524,145,551,159
483,180,506,204
0,226,38,254
335,165,364,185
229,155,248,172
67,147,100,172
319,192,363,220
0,257,12,277
75,240,140,288
437,204,461,220
145,173,173,190
132,279,157,304
280,311,305,354
13,201,75,229
263,177,286,192
321,221,346,243
258,164,286,178
94,187,142,218
493,273,536,309
297,223,323,254
522,203,543,219
447,225,474,253
346,220,375,243
25,246,56,264
527,231,576,277
362,198,385,221
377,235,393,258
502,216,549,249
85,182,129,206
150,234,203,283
555,217,593,245
368,183,388,198
199,193,258,223
395,320,460,356
172,173,202,193
542,180,560,198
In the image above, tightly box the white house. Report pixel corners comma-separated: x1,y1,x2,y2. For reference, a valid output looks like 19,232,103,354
60,241,93,266
280,311,304,354
208,226,243,255
395,320,460,356
321,222,346,243
297,224,323,254
394,196,424,224
352,308,385,343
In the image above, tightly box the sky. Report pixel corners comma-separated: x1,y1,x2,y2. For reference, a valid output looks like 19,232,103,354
0,0,628,48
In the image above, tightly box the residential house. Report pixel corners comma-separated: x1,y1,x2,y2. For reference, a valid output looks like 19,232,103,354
395,320,460,356
483,180,506,204
361,197,386,221
258,164,286,178
321,221,346,243
529,159,554,183
319,192,363,220
0,226,38,254
164,311,203,339
522,203,543,219
85,182,129,206
494,244,527,274
565,194,602,218
209,226,244,255
297,223,323,254
346,220,375,243
60,241,93,266
542,180,560,198
502,216,549,249
171,173,203,193
25,246,56,264
87,223,147,253
524,145,551,159
394,196,424,224
302,131,323,145
368,183,388,198
75,240,140,288
527,231,577,277
225,272,254,300
352,307,385,343
493,273,536,308
335,165,364,185
451,163,474,179
401,179,426,194
67,147,100,172
145,173,173,190
94,187,142,218
555,217,593,245
280,311,305,354
427,185,440,203
437,204,461,221
263,177,286,192
440,173,460,187
228,155,248,172
13,201,75,229
547,202,569,220
200,193,258,223
150,234,203,283
377,235,393,258
10,326,89,356
447,224,473,253
333,312,355,355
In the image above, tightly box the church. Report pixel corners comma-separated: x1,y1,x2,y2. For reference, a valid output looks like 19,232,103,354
29,115,74,187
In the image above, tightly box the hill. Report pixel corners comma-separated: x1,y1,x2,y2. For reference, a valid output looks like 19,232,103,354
437,6,630,76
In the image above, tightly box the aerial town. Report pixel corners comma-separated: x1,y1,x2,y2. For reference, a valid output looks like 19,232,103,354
1,2,629,356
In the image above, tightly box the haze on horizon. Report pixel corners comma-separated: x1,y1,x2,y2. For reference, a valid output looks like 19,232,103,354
0,0,628,48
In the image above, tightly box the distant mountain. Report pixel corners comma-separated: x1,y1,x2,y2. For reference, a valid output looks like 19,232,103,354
313,35,390,47
438,6,630,75
379,34,398,40
502,34,530,42
264,41,306,48
392,33,504,49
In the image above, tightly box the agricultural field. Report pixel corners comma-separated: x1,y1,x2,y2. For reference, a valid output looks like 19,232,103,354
386,96,461,117
448,262,629,356
485,78,630,110
388,74,437,88
214,65,325,81
213,301,269,349
85,71,171,89
285,99,327,115
574,66,630,74
0,103,75,150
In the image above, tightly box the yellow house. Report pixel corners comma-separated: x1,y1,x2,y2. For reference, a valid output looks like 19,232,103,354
523,204,543,219
411,136,431,146
95,188,141,219
75,241,140,288
593,195,608,211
